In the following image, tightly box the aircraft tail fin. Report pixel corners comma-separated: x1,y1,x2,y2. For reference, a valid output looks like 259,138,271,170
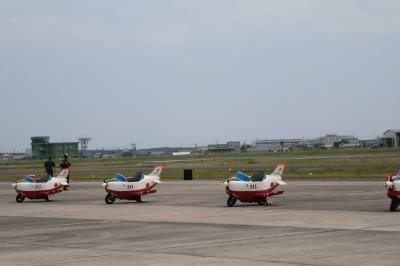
56,168,70,186
149,166,163,176
57,168,70,179
271,163,285,177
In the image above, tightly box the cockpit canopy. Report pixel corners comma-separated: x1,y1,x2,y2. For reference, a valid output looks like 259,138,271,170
35,175,51,183
127,171,144,182
392,175,400,182
232,171,266,182
250,172,265,182
110,171,145,182
21,175,50,183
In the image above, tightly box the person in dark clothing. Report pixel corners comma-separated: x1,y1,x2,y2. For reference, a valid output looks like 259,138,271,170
59,154,71,169
60,154,71,190
44,157,56,177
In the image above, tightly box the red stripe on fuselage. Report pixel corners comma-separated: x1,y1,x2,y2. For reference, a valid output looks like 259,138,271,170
226,184,279,202
105,183,157,199
16,186,63,199
387,189,400,198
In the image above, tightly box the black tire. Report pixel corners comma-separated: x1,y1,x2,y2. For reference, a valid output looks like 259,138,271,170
105,194,116,204
136,195,142,203
227,195,237,207
257,198,267,206
16,194,25,203
390,198,400,212
45,195,51,202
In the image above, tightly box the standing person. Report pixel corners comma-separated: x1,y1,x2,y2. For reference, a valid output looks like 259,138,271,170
60,154,71,190
44,157,55,177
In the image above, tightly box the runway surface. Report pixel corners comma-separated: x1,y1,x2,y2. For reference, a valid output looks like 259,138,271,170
1,180,399,265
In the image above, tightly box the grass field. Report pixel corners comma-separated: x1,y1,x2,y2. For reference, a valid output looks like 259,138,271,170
1,148,400,181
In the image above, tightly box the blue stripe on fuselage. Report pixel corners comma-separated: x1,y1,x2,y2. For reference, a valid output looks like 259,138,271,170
235,171,250,181
23,176,34,183
113,173,127,182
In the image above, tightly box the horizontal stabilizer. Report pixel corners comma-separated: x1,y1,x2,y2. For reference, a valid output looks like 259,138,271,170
277,180,287,185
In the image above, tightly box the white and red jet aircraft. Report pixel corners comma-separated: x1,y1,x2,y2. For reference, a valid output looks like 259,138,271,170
102,166,162,204
11,169,70,203
385,170,400,212
223,163,286,207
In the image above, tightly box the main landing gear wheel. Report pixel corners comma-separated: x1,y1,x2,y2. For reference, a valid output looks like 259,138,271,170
227,195,237,207
105,194,116,204
16,194,25,203
257,198,268,206
45,195,51,202
136,195,142,203
390,198,400,212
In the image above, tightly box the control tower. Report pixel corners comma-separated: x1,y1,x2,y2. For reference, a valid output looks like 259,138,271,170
78,137,92,157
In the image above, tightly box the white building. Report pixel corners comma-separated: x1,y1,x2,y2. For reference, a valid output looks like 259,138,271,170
250,139,304,152
318,134,360,148
318,134,341,148
172,151,191,156
382,129,400,148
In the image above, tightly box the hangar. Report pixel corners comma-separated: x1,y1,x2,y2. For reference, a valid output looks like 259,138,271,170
382,129,400,148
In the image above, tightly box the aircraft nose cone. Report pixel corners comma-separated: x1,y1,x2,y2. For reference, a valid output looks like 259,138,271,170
102,182,107,188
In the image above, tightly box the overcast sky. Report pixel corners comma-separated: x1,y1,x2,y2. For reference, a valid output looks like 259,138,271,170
1,0,399,152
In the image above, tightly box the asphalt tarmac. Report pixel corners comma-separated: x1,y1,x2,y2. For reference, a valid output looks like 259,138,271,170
0,180,399,266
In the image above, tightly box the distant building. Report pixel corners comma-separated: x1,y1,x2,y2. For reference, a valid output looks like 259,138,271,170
382,129,400,148
208,141,241,153
172,151,191,156
150,151,166,156
192,146,208,154
317,134,360,148
101,153,118,158
360,138,383,148
249,139,304,152
0,153,13,161
0,153,29,160
13,153,28,160
317,134,341,148
297,139,319,149
338,135,360,148
226,141,241,150
31,136,79,160
25,148,32,157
